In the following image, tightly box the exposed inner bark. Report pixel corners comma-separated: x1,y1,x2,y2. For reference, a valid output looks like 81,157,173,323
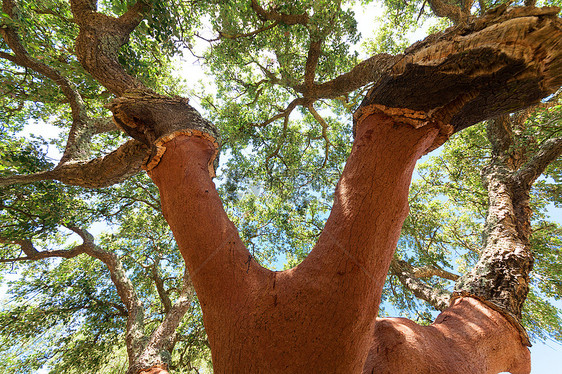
3,2,560,372
148,115,436,372
146,114,531,373
365,297,530,374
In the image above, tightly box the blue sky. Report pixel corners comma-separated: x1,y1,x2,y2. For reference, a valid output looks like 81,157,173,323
4,2,561,372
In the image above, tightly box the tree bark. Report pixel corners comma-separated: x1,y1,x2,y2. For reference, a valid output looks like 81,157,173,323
147,111,535,372
364,297,530,374
146,114,448,372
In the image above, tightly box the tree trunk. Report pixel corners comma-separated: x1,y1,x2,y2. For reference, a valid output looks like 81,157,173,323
147,113,531,373
365,297,530,374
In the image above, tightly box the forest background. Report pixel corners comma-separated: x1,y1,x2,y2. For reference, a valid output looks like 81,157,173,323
0,0,561,373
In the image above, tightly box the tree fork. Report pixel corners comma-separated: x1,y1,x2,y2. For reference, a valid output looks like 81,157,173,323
357,6,562,144
146,113,440,372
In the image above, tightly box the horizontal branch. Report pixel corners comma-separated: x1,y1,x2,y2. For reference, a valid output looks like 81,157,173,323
0,140,148,188
250,0,309,25
390,258,452,311
295,53,402,99
118,0,151,33
356,6,562,141
427,0,469,24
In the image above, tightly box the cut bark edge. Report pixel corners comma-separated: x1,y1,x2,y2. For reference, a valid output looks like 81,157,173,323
450,291,531,347
136,363,168,374
143,129,220,177
354,90,479,153
357,6,562,142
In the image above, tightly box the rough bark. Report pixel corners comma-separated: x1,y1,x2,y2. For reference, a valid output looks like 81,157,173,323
357,6,562,149
0,139,148,188
2,7,560,189
70,0,149,96
453,114,562,346
127,269,194,374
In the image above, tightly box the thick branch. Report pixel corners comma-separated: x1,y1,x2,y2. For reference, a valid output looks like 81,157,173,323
148,136,258,306
0,140,148,188
250,0,309,25
366,297,531,374
357,6,562,143
70,0,148,95
303,39,322,89
488,115,514,158
454,122,536,334
128,269,194,374
290,115,439,332
119,1,151,33
390,258,453,311
427,0,469,24
295,53,402,99
516,136,562,185
0,170,58,187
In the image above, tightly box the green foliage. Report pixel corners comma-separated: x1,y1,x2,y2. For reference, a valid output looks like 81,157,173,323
386,107,562,340
1,0,562,372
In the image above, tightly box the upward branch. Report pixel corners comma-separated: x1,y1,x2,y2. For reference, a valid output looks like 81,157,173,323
389,258,453,311
0,227,147,361
516,136,562,185
0,0,97,162
128,268,195,374
70,0,150,95
1,0,85,120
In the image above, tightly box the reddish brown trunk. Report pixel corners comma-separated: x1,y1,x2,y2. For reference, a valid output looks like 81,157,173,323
138,365,169,374
366,297,530,374
149,114,439,372
148,114,531,373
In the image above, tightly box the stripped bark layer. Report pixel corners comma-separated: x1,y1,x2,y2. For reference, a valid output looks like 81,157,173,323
148,115,439,372
357,6,562,149
146,113,536,373
2,2,562,373
2,7,561,189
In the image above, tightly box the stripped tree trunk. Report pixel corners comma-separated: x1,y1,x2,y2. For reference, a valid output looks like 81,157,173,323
2,0,562,371
136,7,562,373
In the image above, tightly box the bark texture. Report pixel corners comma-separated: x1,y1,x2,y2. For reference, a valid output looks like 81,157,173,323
148,115,438,372
148,114,532,373
453,113,562,346
364,297,530,374
357,6,562,149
